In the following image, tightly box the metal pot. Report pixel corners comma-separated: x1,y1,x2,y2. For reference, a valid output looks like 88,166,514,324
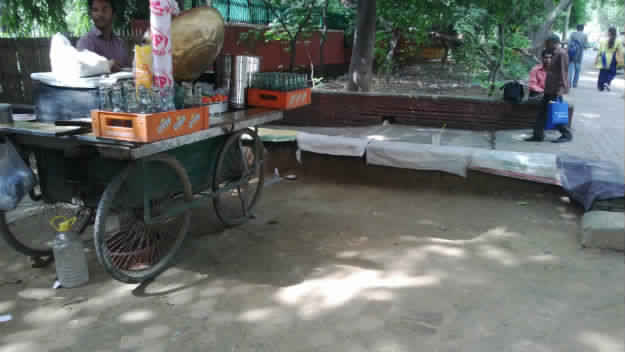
171,7,225,81
229,55,261,109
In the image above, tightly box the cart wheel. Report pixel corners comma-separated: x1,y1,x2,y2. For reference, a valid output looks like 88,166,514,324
0,200,90,258
213,128,264,226
94,154,192,283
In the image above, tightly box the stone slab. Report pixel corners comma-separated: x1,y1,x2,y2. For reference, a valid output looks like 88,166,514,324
580,211,625,251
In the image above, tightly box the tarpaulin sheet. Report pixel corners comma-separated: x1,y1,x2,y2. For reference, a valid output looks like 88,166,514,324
367,141,476,177
557,155,625,211
296,132,368,157
470,150,561,185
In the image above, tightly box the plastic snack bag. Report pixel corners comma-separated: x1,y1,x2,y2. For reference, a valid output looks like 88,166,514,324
135,44,153,90
0,140,35,211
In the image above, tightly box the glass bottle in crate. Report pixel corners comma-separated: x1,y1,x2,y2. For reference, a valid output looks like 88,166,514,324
111,85,123,112
182,82,194,108
138,85,152,113
162,87,175,112
194,83,203,107
151,86,163,113
98,86,112,111
124,81,139,113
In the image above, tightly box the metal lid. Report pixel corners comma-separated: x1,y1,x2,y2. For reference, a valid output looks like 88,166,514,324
31,72,133,89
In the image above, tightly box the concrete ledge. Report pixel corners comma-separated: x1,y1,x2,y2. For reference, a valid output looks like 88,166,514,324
580,211,625,251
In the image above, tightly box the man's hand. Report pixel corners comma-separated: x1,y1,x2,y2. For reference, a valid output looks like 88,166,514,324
109,60,122,73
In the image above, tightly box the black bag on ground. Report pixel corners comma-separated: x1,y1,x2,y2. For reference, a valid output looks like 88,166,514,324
501,81,525,104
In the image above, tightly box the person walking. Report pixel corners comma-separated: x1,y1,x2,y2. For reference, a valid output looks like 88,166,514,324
525,34,572,143
568,24,588,88
596,27,624,92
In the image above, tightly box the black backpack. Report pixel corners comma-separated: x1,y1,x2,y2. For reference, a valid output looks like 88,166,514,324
568,39,582,62
502,81,525,104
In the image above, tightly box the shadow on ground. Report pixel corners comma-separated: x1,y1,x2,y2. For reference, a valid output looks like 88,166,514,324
0,173,623,352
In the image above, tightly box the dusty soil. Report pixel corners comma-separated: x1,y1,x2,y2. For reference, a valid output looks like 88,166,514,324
318,62,490,97
1,173,623,351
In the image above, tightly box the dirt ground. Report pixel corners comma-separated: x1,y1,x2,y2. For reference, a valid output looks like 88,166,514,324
1,173,624,352
318,62,490,97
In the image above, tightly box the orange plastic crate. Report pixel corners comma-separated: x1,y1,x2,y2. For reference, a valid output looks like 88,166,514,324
91,106,209,143
247,88,311,110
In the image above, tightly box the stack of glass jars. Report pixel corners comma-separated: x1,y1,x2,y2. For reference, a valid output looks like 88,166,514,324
250,72,308,91
98,81,176,113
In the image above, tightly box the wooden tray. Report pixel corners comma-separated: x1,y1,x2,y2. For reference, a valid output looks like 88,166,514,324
91,106,209,143
247,88,311,110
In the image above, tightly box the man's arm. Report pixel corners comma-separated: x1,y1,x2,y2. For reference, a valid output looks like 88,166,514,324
528,66,543,93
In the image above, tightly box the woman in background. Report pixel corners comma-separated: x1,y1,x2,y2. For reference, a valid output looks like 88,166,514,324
596,27,624,92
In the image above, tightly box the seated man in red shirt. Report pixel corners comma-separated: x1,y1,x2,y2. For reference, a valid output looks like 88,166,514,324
528,51,552,98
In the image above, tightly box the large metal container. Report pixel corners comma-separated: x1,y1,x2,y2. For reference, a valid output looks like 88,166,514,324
172,7,225,81
31,72,131,122
230,55,261,109
216,54,232,90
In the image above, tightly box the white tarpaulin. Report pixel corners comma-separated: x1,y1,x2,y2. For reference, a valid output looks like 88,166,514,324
366,141,476,177
296,132,368,158
470,150,560,185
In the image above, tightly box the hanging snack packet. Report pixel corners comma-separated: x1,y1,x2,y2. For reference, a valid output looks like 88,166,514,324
134,44,153,90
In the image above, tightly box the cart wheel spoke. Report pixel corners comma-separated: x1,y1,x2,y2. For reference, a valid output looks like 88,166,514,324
213,128,264,226
94,155,192,284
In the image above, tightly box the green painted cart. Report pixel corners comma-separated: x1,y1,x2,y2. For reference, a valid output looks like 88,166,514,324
0,108,282,283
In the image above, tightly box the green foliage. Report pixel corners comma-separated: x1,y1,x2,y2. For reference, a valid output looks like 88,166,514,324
0,0,138,36
0,0,68,36
597,0,624,31
65,0,90,36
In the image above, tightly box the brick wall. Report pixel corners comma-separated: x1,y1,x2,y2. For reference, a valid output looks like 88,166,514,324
282,90,574,130
221,25,347,71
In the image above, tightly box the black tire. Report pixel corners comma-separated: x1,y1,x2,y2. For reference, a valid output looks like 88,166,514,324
0,202,86,258
94,154,192,283
213,128,265,226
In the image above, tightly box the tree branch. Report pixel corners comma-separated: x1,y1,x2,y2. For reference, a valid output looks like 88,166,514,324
263,0,294,40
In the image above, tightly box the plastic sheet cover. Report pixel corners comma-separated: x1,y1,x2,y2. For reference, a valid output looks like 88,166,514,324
557,155,625,211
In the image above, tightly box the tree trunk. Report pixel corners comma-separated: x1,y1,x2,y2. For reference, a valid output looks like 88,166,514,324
563,3,573,42
289,37,298,71
488,24,505,96
346,0,377,92
319,0,330,76
531,0,573,55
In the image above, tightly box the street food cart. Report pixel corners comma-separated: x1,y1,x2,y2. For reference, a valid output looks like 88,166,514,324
0,5,312,284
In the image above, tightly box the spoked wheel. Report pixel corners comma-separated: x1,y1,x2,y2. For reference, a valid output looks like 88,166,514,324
213,128,264,226
94,154,192,283
0,201,90,258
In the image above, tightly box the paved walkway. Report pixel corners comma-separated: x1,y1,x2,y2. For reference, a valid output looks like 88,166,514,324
495,50,624,172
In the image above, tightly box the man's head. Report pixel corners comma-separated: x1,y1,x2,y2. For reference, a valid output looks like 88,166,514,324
541,50,553,68
88,0,115,32
576,24,584,32
545,33,561,51
608,27,617,40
